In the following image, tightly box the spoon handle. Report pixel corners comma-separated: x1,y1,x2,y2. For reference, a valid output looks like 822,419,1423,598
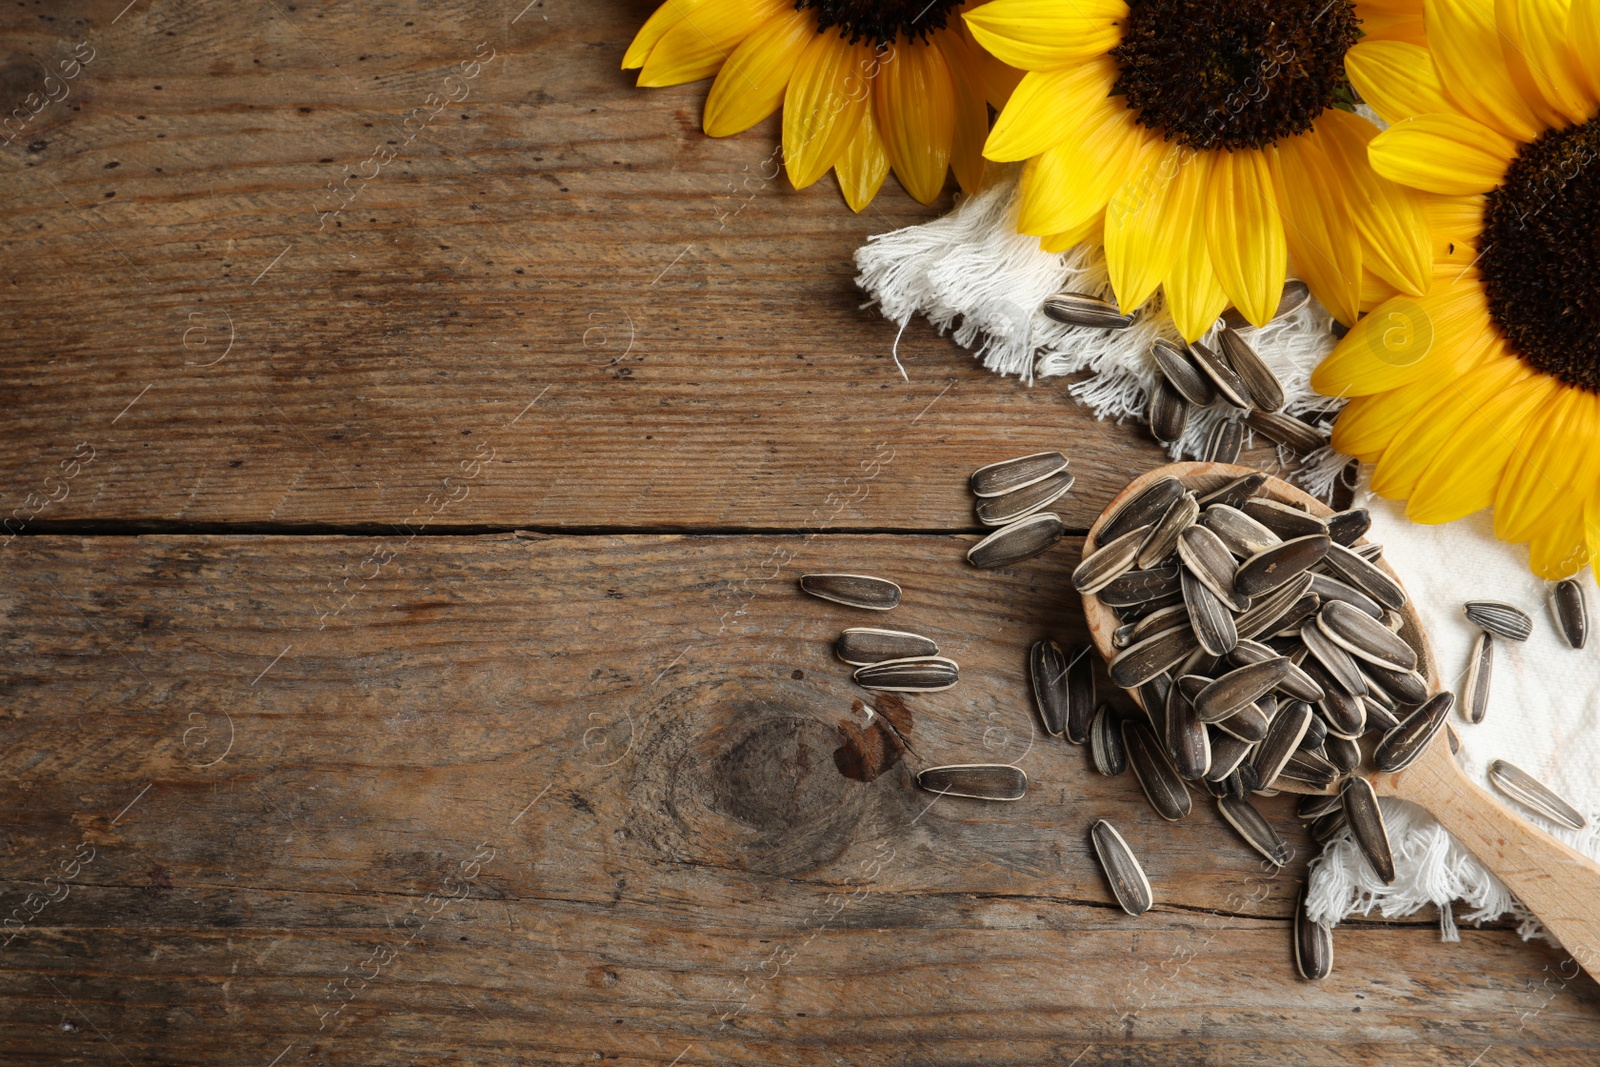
1385,740,1600,977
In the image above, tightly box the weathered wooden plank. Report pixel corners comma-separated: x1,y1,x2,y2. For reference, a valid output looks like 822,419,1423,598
1,533,1595,1063
0,0,1287,532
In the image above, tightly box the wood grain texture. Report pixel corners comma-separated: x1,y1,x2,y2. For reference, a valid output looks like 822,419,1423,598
2,533,1597,1064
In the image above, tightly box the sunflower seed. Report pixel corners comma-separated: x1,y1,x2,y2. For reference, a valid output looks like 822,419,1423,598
1308,665,1367,738
1323,734,1360,774
1235,534,1331,598
1308,574,1383,619
1360,660,1429,706
800,573,901,611
1295,886,1335,981
1193,658,1291,722
1090,705,1127,776
1041,291,1133,330
1310,808,1349,842
1175,673,1209,705
1123,719,1193,821
1234,573,1316,639
1317,601,1418,673
1176,525,1250,610
975,469,1076,526
967,512,1064,569
1127,601,1187,640
1182,569,1238,657
1165,684,1212,779
1325,509,1372,546
1282,748,1339,790
1227,638,1325,702
1066,646,1097,744
1028,639,1070,737
1341,776,1395,884
854,656,960,692
1202,418,1244,463
1447,724,1461,754
1100,476,1186,544
1091,819,1154,915
1487,759,1587,830
1244,410,1326,455
1461,630,1493,726
1382,610,1406,633
1554,579,1589,649
1323,542,1407,611
1464,600,1533,642
1354,542,1384,562
1152,338,1217,406
1298,791,1342,820
1265,593,1322,638
1149,379,1190,444
969,451,1070,498
1218,328,1287,413
917,764,1027,801
1073,524,1152,593
1241,498,1327,539
1298,711,1329,751
1188,340,1253,407
1137,492,1200,569
1137,674,1172,731
1374,691,1455,772
1110,623,1198,689
1196,471,1267,511
1204,732,1255,782
1201,504,1281,558
1362,697,1401,733
1222,279,1310,329
1217,795,1290,866
1117,590,1186,622
1098,564,1184,607
1212,700,1272,744
837,628,939,666
1205,774,1231,799
1300,619,1369,697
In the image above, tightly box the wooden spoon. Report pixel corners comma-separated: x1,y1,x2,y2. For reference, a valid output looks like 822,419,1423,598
1082,461,1600,977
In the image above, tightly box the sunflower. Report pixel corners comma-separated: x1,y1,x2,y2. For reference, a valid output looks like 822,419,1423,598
963,0,1434,341
622,1,1020,210
1311,0,1600,580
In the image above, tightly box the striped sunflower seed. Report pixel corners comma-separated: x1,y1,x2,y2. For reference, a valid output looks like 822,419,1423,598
1361,696,1401,734
917,764,1027,801
1202,418,1245,463
975,469,1075,527
1461,630,1493,726
1151,338,1217,406
1137,492,1200,569
1110,623,1198,689
1165,684,1212,780
1028,639,1070,737
1308,574,1382,619
1300,621,1369,697
1149,379,1190,444
1194,658,1291,722
1309,671,1367,740
1098,564,1184,607
1188,340,1253,408
800,573,901,611
1177,525,1250,611
1212,701,1271,744
1123,719,1193,821
1280,748,1338,791
1243,409,1325,454
1129,604,1191,647
1295,885,1334,981
1066,646,1097,744
1487,759,1587,830
1200,504,1281,558
1205,732,1256,782
1073,523,1153,594
836,628,938,666
1091,819,1154,915
967,512,1064,569
1118,590,1185,622
1241,498,1327,539
1309,808,1349,843
1317,601,1418,673
969,451,1070,498
1090,705,1127,776
1217,795,1291,866
1325,508,1372,547
1227,638,1325,702
1464,600,1533,642
1373,692,1455,772
1322,542,1407,611
1554,579,1589,649
1360,661,1429,707
854,656,959,692
1183,569,1238,657
1196,471,1267,511
1222,280,1310,329
1041,291,1133,330
1137,674,1172,732
1264,593,1321,638
1234,573,1317,640
1218,328,1287,412
1298,711,1329,752
1323,734,1360,774
1234,534,1332,598
1354,542,1383,562
1100,476,1187,544
1341,777,1395,884
1297,791,1342,820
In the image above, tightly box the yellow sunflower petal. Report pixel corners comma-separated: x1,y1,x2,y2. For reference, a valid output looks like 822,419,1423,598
1016,105,1153,235
1312,279,1494,397
624,0,709,70
1370,352,1531,500
1504,0,1596,125
1406,373,1553,524
1317,109,1433,297
962,0,1127,72
1494,386,1600,541
875,37,957,204
1573,0,1600,105
1164,152,1231,342
1204,147,1286,328
782,34,873,189
1040,213,1104,253
1529,503,1590,579
1423,0,1545,141
1368,113,1519,196
835,95,890,212
952,9,1024,105
1273,129,1362,325
1344,41,1455,125
1357,0,1430,43
703,7,814,136
1587,485,1600,585
1104,143,1192,313
1329,337,1506,459
1425,192,1485,260
638,0,786,87
937,26,991,194
984,58,1119,162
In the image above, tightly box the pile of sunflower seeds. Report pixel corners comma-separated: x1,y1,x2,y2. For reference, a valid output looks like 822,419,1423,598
966,452,1071,568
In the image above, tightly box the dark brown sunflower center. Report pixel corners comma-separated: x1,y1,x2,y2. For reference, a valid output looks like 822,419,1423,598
1480,118,1600,392
798,0,962,44
1111,0,1361,151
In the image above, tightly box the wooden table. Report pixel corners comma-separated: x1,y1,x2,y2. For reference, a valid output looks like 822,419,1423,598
3,2,1597,1063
